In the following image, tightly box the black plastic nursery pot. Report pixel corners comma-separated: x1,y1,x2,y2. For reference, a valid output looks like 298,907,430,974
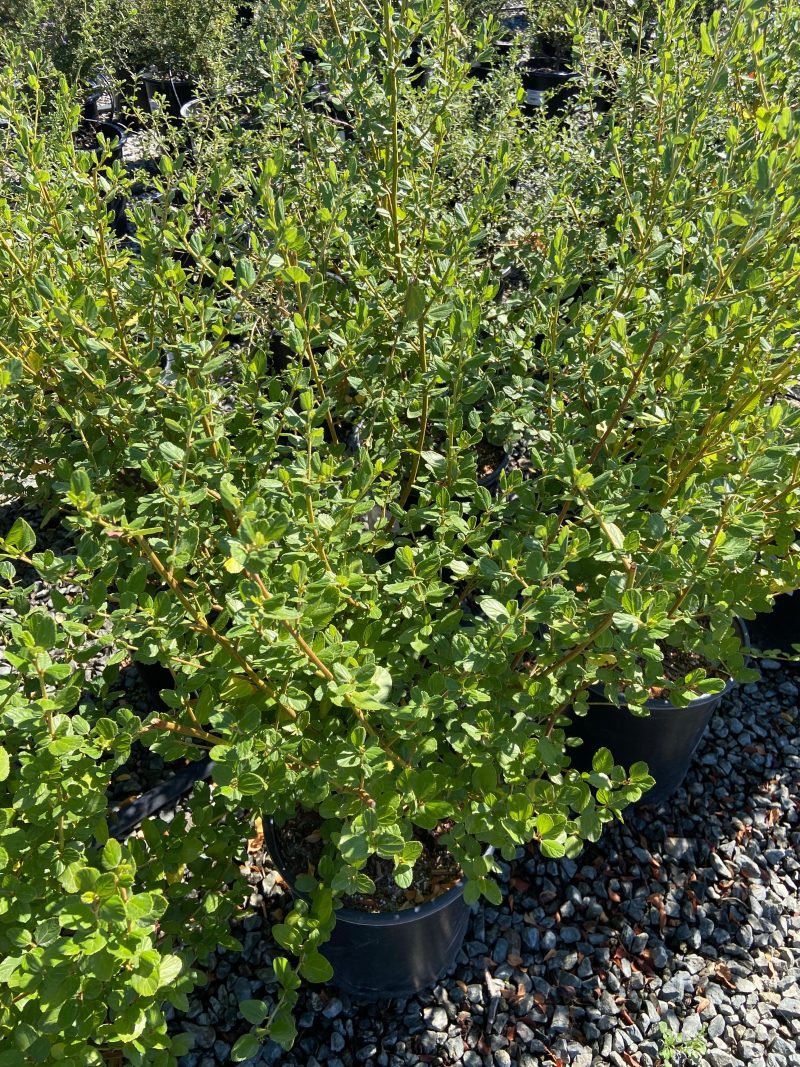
140,72,197,120
478,450,511,492
109,756,213,840
179,98,204,123
469,60,494,82
179,93,260,144
291,44,320,68
73,119,127,166
746,591,800,655
305,86,353,142
569,622,749,807
519,59,580,118
83,86,118,123
404,38,430,88
469,36,517,81
264,818,486,1000
133,658,176,701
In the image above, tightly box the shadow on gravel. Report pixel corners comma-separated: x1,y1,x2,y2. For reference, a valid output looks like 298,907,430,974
494,662,800,1067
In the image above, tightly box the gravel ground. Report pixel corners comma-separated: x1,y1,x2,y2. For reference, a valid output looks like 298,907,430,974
168,659,800,1067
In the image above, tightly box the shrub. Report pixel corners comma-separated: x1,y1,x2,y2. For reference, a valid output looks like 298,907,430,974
0,0,798,1063
102,0,240,83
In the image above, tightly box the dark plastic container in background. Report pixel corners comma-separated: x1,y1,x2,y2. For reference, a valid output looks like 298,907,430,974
141,72,197,120
478,451,511,493
519,59,580,117
179,98,204,123
73,119,128,166
569,621,749,806
746,591,800,655
83,87,118,123
109,756,213,840
404,38,430,88
264,818,488,1000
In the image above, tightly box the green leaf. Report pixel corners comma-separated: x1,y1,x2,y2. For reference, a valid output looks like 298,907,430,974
604,522,625,550
231,1034,261,1062
375,829,406,856
4,517,36,553
99,894,127,924
273,957,301,992
171,1033,193,1058
536,736,563,770
338,830,369,865
401,839,423,865
270,1004,298,1049
262,514,290,542
95,718,118,743
299,950,334,984
28,610,57,649
463,880,480,906
540,839,566,859
472,763,497,794
592,747,614,775
237,772,267,796
480,877,502,906
159,441,186,464
478,597,509,623
0,955,22,983
284,265,311,285
34,917,60,946
421,450,448,476
629,761,651,782
239,999,269,1024
404,281,426,321
127,892,167,921
273,923,300,952
236,257,257,288
700,22,714,55
102,838,122,869
579,808,602,841
0,747,9,783
393,864,413,888
159,954,183,987
130,969,160,997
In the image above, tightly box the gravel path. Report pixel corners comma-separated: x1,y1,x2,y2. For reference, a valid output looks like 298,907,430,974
170,660,800,1067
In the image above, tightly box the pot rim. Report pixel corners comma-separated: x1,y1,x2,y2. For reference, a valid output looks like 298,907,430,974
139,69,196,85
179,97,204,120
74,119,129,149
264,816,494,927
518,57,578,77
478,449,511,488
588,617,750,712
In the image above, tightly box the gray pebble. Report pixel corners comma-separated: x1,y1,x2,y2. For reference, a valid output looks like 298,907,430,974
422,1006,448,1033
706,1051,738,1067
777,997,800,1021
323,998,344,1019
